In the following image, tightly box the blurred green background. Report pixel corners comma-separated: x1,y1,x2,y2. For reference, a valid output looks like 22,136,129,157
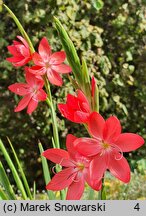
0,0,146,197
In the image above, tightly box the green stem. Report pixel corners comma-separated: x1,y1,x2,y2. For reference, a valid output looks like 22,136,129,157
46,97,60,149
3,3,35,53
43,75,60,149
100,178,106,200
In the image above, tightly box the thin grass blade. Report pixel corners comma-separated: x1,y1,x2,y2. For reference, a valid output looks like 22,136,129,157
0,162,16,200
38,141,55,200
7,137,33,200
0,139,27,199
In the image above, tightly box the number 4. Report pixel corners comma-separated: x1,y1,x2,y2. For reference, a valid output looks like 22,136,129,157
134,203,140,211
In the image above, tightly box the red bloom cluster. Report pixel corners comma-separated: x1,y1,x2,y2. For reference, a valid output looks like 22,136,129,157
43,90,145,199
7,35,145,200
6,36,32,66
7,36,71,113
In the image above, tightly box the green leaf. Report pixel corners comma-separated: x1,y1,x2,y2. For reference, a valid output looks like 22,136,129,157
0,162,16,200
7,137,33,200
54,17,82,85
0,188,9,200
101,185,106,200
88,188,95,200
33,181,36,200
38,141,55,200
0,0,3,12
0,139,27,199
92,0,104,11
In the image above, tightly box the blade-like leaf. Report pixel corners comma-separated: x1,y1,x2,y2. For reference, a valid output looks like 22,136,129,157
33,181,36,200
0,188,9,200
7,137,33,200
0,162,16,200
38,142,55,200
54,17,82,85
0,139,27,199
88,188,95,200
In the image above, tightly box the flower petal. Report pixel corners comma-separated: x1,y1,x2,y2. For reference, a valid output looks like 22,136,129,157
42,148,72,167
74,138,101,157
103,116,121,143
47,69,63,86
27,98,38,114
58,104,76,122
84,167,102,191
66,174,85,200
51,64,72,74
6,56,23,63
17,36,29,48
90,155,107,180
77,90,90,106
66,134,78,160
66,134,77,153
36,89,47,101
25,69,36,86
46,167,76,191
88,112,105,139
38,37,51,62
66,94,80,109
13,58,30,67
115,133,144,152
108,152,130,183
32,52,45,66
7,45,20,56
8,83,29,96
28,65,46,76
14,94,32,112
74,111,89,123
49,51,66,64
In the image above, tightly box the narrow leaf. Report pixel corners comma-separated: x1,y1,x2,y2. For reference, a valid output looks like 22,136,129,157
7,137,33,200
54,17,82,85
0,139,27,199
0,162,16,200
33,181,36,200
38,142,55,200
0,188,9,200
88,188,95,200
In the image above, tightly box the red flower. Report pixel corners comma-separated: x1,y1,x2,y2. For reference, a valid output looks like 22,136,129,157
74,112,145,183
8,69,47,114
58,90,91,123
42,134,102,200
6,36,32,66
28,37,72,86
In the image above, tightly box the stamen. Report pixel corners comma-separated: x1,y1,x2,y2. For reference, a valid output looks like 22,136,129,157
58,158,64,166
100,149,104,156
111,144,123,160
51,166,57,174
72,176,79,183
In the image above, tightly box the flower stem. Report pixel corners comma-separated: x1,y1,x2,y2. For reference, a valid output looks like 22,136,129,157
46,97,60,149
100,178,106,200
43,75,60,149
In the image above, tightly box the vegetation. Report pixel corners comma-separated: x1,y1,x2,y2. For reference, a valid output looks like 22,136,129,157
0,0,146,195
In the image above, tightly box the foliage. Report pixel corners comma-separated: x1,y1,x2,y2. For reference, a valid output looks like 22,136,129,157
0,0,146,188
